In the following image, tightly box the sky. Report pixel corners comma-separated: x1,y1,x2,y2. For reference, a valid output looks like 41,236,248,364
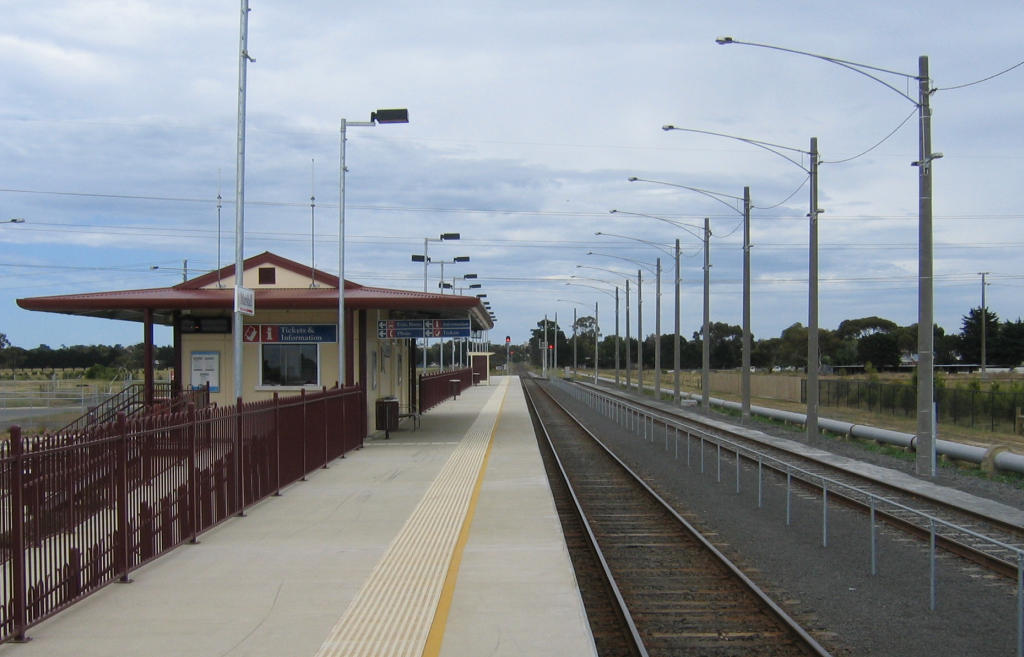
2,1,1022,350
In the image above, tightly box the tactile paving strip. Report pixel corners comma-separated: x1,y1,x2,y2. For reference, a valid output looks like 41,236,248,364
313,378,508,657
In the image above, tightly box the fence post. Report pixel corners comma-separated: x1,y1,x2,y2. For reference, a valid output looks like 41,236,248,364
322,387,329,469
235,398,246,517
10,427,29,642
189,403,200,542
339,387,347,459
300,389,308,480
116,413,133,583
273,393,281,496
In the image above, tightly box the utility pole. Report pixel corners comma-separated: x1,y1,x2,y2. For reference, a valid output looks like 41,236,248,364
916,56,937,477
625,281,631,390
701,218,711,412
741,186,751,423
637,269,643,395
674,239,681,406
543,314,548,378
980,271,990,380
807,137,821,442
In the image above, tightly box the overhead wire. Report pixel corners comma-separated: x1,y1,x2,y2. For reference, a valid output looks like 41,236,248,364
938,58,1024,91
822,107,919,165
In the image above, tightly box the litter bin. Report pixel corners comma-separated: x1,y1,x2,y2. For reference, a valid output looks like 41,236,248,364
448,378,461,400
472,372,480,386
375,396,399,439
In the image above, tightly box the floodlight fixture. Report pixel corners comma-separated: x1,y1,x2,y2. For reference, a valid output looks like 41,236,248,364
370,108,409,124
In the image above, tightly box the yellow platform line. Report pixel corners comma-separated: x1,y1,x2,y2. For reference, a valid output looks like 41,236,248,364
313,378,509,657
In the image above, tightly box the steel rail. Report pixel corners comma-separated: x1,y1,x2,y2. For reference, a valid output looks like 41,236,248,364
525,377,832,657
569,378,1024,579
522,380,648,657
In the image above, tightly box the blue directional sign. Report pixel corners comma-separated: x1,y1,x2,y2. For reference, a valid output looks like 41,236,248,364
377,319,471,339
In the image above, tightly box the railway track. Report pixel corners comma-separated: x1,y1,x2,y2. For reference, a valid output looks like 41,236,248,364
522,376,831,657
568,379,1024,580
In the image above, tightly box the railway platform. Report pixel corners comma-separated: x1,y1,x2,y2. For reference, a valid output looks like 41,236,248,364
0,376,597,657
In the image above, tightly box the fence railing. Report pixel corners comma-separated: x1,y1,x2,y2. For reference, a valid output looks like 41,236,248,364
0,384,365,643
419,368,473,414
54,383,211,437
815,379,1024,433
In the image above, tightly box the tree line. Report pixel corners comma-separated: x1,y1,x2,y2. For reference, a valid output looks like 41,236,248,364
0,335,175,373
524,307,1024,371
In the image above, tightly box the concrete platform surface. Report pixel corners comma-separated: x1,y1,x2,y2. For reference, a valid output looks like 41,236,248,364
0,376,596,657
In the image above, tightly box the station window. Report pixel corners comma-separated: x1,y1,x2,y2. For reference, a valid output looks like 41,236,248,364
261,344,319,387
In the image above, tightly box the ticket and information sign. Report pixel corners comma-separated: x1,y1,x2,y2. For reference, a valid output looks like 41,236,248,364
242,324,338,343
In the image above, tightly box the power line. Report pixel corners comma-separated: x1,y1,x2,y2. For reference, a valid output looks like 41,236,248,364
939,58,1024,91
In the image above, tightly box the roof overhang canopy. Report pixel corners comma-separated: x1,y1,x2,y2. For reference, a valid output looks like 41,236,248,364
17,252,494,331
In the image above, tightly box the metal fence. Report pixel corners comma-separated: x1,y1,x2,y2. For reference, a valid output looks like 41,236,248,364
815,379,1024,433
0,385,110,410
0,384,365,643
419,368,473,414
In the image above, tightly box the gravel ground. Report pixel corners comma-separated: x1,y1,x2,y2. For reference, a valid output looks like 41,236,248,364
547,383,1023,657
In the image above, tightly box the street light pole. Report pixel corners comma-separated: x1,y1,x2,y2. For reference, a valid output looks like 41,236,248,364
594,300,599,384
702,218,711,412
674,239,681,405
232,0,252,404
916,55,938,476
625,280,631,390
741,187,752,423
649,138,814,437
637,269,643,395
715,36,939,473
980,272,990,380
609,209,702,408
338,108,409,386
565,280,620,385
808,138,821,441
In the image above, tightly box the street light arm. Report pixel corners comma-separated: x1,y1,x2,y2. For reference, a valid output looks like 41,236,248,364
716,37,920,106
565,281,617,299
576,264,629,279
610,208,704,242
623,179,745,217
570,273,622,286
593,230,674,258
660,127,810,171
586,250,657,274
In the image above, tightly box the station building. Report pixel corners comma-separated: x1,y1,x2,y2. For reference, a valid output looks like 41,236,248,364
16,251,493,424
